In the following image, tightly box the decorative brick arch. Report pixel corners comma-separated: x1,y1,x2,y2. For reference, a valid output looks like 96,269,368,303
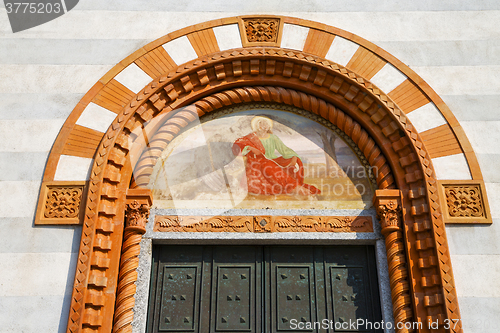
32,15,490,333
71,49,461,333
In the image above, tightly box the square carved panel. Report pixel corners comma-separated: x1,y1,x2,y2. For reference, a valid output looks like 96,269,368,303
239,17,283,47
35,181,87,225
438,180,491,224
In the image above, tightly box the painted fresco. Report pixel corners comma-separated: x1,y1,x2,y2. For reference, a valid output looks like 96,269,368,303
149,109,374,210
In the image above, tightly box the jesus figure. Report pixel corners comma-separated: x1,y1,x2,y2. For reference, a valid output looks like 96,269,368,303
232,116,320,196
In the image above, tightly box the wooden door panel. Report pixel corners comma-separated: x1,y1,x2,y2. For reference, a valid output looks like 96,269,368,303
149,245,382,333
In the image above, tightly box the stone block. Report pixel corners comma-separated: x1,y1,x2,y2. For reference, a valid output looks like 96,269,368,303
458,296,500,333
213,24,242,51
461,121,500,155
446,218,500,255
0,294,71,333
406,102,447,133
75,102,116,133
0,93,79,120
0,252,77,296
0,119,64,152
475,153,500,183
0,64,109,94
325,36,359,66
0,217,81,253
412,66,500,96
370,63,407,94
451,254,500,297
442,95,500,122
485,183,500,219
281,23,309,51
0,152,47,181
114,63,152,94
378,40,500,67
0,38,149,65
432,154,472,180
54,155,93,181
0,181,40,218
162,36,198,65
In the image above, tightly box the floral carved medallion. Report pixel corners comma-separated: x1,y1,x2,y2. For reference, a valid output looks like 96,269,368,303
439,181,491,224
241,18,281,46
445,185,484,217
45,186,83,219
37,181,86,225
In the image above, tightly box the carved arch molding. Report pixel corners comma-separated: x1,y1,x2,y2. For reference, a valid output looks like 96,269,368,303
30,15,495,333
73,52,460,333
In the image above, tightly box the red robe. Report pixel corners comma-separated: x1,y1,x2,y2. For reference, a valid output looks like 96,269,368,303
232,133,320,195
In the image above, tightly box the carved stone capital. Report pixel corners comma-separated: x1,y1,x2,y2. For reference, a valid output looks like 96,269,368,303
125,200,149,233
125,189,153,234
374,189,402,236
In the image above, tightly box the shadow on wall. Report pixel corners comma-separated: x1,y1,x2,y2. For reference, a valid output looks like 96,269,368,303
58,225,82,333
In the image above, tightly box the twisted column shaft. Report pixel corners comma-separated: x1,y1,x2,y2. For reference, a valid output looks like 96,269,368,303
113,192,151,333
375,189,415,333
113,231,143,333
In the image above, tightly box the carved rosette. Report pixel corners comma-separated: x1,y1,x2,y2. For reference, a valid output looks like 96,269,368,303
439,181,491,224
241,17,281,46
45,186,82,218
445,185,484,218
244,18,279,42
36,181,86,225
125,200,150,234
154,215,373,233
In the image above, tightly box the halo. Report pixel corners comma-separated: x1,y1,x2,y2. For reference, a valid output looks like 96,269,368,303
251,116,273,132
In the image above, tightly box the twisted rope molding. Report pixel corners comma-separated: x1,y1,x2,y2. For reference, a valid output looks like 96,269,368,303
66,48,461,333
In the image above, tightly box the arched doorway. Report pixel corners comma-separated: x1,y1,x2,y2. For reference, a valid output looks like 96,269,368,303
33,16,486,333
133,101,391,333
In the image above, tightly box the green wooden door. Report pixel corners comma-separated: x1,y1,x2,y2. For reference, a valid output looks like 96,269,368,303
148,246,382,333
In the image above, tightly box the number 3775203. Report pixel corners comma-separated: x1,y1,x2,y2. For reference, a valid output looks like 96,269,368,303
5,2,62,14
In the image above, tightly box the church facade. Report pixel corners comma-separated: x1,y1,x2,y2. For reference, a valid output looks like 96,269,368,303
0,2,499,333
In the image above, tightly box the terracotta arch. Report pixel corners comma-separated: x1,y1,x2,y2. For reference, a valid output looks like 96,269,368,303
39,15,481,185
62,49,462,333
30,15,488,333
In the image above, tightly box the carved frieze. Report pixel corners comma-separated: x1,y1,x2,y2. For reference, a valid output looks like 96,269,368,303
239,17,283,47
154,215,373,233
35,181,86,225
439,180,491,224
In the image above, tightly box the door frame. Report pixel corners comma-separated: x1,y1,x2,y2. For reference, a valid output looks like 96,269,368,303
142,235,392,333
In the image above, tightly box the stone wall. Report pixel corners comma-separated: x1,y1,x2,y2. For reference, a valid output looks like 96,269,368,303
0,1,499,332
